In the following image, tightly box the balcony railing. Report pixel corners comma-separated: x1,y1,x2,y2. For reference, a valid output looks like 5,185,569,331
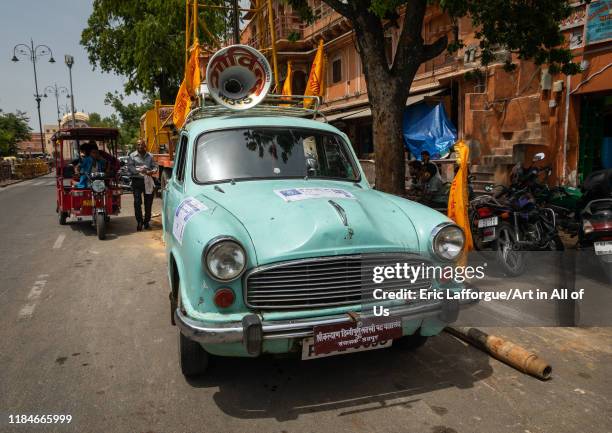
245,14,305,50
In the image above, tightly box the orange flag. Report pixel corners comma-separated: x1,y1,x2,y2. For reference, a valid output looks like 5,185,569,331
304,39,324,108
173,44,201,129
281,61,293,98
447,140,474,263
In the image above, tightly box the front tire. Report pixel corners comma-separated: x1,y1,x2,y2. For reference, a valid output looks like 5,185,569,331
494,222,526,276
178,331,209,377
59,211,68,225
96,213,106,240
393,333,428,351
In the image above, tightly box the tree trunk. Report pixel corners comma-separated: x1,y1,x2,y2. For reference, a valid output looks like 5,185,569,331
370,97,407,195
350,9,416,195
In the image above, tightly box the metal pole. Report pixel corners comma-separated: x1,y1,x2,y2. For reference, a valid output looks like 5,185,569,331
30,40,45,155
232,0,240,44
54,87,61,128
66,58,76,128
266,0,280,91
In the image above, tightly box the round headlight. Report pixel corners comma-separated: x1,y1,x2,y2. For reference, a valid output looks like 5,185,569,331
432,224,465,261
204,238,246,281
92,179,106,193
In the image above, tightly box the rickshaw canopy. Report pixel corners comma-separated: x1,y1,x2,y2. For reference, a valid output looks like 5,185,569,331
51,127,119,142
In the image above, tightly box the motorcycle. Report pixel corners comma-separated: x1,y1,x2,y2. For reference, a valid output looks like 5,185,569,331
470,183,563,276
577,168,612,280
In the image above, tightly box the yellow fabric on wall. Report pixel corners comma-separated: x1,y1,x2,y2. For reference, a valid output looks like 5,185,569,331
447,140,474,263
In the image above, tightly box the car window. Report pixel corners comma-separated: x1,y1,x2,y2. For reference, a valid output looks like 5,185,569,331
194,127,359,183
175,135,188,183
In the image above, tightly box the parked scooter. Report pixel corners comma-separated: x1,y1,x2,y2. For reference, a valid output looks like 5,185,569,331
577,169,612,280
471,183,563,275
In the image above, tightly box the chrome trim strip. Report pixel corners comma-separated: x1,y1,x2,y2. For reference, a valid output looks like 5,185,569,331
328,200,348,226
175,288,479,345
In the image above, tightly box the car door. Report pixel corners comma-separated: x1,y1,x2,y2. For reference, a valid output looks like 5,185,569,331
163,133,189,247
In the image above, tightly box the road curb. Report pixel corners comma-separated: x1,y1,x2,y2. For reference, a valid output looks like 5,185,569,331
0,171,53,188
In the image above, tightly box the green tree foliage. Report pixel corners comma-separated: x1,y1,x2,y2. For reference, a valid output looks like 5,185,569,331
88,112,120,128
0,110,31,156
81,0,229,103
286,0,579,194
104,92,153,151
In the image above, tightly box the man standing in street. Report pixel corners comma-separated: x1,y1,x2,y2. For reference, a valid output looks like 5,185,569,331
128,139,158,231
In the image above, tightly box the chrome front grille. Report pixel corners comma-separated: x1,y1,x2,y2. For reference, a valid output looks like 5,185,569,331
244,254,433,310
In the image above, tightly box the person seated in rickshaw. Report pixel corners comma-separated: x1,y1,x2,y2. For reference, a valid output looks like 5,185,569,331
76,146,107,188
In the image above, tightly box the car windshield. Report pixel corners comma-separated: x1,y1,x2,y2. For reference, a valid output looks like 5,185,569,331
194,127,359,183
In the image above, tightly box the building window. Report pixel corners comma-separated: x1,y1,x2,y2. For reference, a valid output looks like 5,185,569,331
332,58,342,84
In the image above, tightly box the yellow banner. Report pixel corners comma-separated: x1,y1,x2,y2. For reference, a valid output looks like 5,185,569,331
447,140,474,263
173,44,201,129
304,39,324,108
281,61,293,98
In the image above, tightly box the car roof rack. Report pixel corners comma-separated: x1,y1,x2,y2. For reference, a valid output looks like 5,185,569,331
184,94,327,125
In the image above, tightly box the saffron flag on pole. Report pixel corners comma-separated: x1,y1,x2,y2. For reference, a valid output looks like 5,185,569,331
173,44,201,129
447,140,474,264
304,39,324,108
281,60,293,99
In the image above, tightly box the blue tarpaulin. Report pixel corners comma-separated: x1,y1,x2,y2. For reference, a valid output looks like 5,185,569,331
402,102,457,159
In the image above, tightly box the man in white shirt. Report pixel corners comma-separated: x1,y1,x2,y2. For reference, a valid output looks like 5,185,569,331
128,140,158,231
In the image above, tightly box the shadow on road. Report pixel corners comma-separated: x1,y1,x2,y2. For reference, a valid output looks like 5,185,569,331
66,215,162,239
185,335,492,422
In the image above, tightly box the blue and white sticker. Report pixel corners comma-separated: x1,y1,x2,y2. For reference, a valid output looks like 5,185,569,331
172,197,208,245
274,187,356,202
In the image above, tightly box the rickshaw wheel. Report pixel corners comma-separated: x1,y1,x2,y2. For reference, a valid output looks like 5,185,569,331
59,212,68,225
96,213,106,240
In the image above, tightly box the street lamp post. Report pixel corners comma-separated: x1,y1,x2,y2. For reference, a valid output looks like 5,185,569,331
44,84,69,128
64,55,77,128
11,39,56,155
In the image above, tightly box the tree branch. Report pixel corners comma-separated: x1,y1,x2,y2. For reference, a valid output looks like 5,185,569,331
323,0,353,18
422,34,448,62
391,0,427,77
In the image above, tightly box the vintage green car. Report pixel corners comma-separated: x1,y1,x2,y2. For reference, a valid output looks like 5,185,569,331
162,113,475,377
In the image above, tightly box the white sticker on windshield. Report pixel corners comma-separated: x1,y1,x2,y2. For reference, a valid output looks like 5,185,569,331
274,187,356,202
172,197,208,245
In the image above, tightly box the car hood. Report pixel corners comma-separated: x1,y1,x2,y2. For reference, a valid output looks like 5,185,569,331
198,179,421,265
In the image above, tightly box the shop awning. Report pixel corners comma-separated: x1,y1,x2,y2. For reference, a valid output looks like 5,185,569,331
325,88,446,122
325,107,370,122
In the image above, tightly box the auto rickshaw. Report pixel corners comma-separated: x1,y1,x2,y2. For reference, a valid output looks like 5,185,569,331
53,127,122,240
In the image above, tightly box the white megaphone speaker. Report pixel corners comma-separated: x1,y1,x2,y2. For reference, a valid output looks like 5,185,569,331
206,44,273,110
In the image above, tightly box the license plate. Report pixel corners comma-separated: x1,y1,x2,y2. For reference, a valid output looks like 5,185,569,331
82,199,94,207
302,317,402,360
594,241,612,256
478,216,499,228
482,227,496,242
302,337,392,360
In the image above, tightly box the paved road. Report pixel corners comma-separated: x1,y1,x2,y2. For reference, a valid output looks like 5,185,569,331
1,174,611,433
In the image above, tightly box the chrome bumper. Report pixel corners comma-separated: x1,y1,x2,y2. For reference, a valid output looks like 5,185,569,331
175,287,479,355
